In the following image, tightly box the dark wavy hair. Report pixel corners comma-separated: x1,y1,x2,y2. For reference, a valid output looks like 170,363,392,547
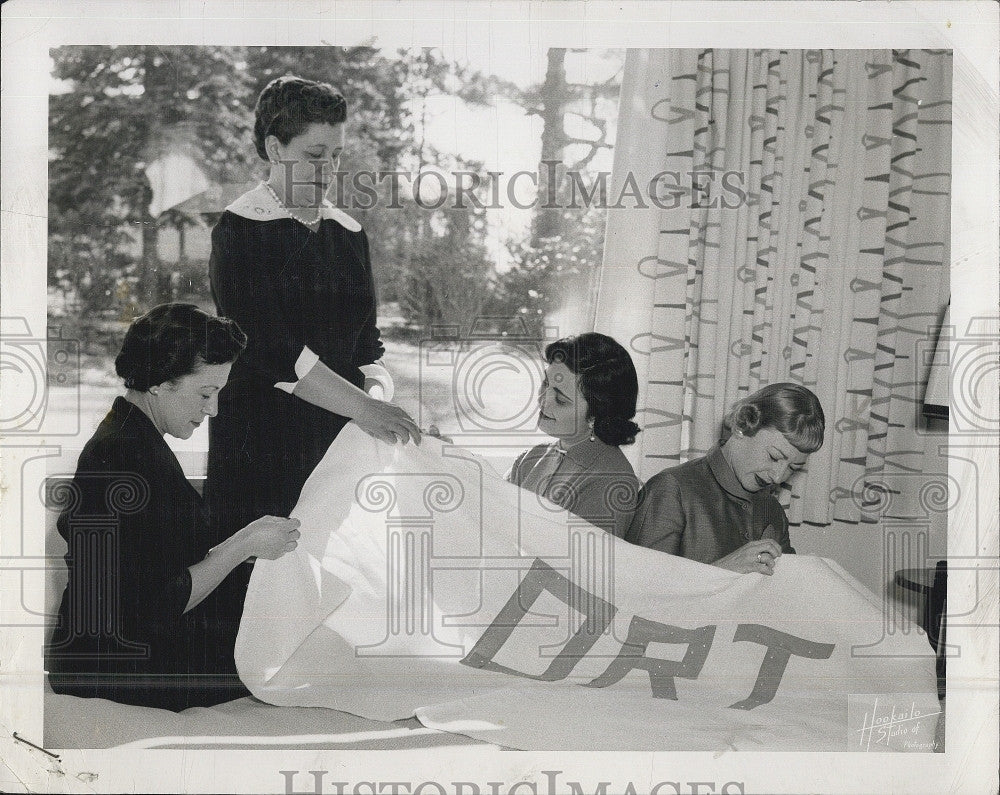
720,382,825,453
545,333,640,446
115,303,247,391
253,75,348,161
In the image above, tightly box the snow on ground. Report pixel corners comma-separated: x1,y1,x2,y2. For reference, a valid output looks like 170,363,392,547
45,339,548,478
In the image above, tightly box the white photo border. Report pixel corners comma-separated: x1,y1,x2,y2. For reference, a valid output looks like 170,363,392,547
2,1,997,793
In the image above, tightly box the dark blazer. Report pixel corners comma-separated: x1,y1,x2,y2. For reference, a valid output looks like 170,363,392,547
508,439,641,538
46,397,248,711
624,445,794,564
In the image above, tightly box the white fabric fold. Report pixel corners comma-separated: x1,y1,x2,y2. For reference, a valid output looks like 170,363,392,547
235,425,939,751
359,363,394,402
274,345,321,393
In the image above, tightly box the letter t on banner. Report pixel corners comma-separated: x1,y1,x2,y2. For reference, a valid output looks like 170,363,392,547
728,624,835,710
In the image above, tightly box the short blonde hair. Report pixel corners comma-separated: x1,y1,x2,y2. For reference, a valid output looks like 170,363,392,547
721,383,825,453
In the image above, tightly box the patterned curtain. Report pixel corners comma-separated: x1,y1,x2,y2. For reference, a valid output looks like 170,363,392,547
595,49,951,528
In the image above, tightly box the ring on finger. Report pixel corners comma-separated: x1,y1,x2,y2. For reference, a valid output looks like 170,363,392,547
756,552,763,564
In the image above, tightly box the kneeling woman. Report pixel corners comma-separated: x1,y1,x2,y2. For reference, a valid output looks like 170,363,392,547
47,304,301,711
625,383,824,574
508,333,642,537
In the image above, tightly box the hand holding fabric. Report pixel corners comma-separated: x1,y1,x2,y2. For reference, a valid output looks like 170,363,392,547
426,424,453,443
237,516,302,560
713,537,782,575
354,397,422,446
289,359,419,445
188,516,300,612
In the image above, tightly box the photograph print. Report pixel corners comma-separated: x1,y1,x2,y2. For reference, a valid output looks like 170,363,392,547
1,6,995,792
36,43,953,755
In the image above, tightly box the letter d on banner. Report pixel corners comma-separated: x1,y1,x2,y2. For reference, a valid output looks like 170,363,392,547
461,558,617,681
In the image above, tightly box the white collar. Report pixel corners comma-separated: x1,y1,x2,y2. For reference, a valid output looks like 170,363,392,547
225,183,362,232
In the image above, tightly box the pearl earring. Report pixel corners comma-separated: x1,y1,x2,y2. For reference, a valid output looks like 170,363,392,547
589,420,596,442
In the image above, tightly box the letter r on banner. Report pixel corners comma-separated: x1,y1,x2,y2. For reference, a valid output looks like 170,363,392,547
585,616,716,699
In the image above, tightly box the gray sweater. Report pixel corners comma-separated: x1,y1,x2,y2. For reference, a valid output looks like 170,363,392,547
507,438,641,538
625,445,794,563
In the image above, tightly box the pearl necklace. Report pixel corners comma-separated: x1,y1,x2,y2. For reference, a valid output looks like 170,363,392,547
263,181,322,231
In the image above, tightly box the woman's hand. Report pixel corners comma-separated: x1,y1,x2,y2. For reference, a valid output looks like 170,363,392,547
355,397,422,445
713,539,782,575
426,424,453,443
187,516,299,611
236,516,301,560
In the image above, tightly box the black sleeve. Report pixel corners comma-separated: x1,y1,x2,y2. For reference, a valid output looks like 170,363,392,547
352,229,385,366
61,443,194,627
210,216,305,386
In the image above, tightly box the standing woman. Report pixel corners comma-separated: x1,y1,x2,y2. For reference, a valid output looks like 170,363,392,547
205,77,420,647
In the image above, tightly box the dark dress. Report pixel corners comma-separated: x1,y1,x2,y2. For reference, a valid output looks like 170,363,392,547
204,185,384,643
46,397,249,711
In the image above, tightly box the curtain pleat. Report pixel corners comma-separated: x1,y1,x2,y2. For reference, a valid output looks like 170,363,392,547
596,49,951,528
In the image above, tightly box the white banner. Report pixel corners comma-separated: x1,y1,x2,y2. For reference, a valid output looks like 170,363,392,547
235,425,939,752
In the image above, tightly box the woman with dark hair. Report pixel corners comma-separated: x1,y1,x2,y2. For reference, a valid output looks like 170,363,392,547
205,76,420,641
625,383,825,574
46,304,301,711
507,333,642,537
